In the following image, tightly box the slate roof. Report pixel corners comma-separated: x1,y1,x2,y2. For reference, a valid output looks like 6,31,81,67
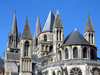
34,14,41,40
63,29,90,45
53,9,63,28
84,13,95,33
7,52,38,62
10,10,18,36
31,54,38,62
42,10,55,32
11,73,19,75
21,17,33,40
0,58,4,69
7,52,20,60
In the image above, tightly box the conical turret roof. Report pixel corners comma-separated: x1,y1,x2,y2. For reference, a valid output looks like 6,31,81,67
53,9,63,28
42,10,55,32
34,14,41,40
10,10,18,36
84,13,95,33
63,29,90,45
21,17,32,40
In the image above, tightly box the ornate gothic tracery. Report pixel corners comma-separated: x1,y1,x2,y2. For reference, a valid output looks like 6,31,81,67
92,68,100,75
70,67,82,75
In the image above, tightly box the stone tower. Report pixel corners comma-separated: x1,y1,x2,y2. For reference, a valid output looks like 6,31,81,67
7,10,18,48
20,17,33,75
84,13,95,45
53,9,63,62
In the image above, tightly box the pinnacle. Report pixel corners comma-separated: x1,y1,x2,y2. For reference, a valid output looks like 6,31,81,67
21,17,32,40
34,14,41,39
10,10,18,36
84,13,95,33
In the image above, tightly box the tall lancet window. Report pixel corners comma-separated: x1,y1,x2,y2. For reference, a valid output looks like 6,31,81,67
89,33,90,43
83,48,87,58
73,47,78,58
91,33,93,44
53,71,56,75
44,34,47,41
58,51,62,60
57,29,58,41
65,49,68,59
24,41,29,56
60,29,61,41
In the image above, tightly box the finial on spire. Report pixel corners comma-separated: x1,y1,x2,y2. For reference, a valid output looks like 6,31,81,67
14,10,16,14
50,5,52,10
26,16,28,18
75,28,77,30
88,12,89,15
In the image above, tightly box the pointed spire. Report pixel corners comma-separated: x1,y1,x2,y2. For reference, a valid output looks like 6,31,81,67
18,30,21,37
34,13,41,39
11,10,18,36
84,13,95,33
21,16,32,40
53,9,63,28
42,10,55,32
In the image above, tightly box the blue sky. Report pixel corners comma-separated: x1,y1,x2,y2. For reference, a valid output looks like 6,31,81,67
0,0,100,58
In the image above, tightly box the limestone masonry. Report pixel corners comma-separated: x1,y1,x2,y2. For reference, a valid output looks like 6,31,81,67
0,10,100,75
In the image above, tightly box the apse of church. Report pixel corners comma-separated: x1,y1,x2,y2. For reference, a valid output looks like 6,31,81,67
1,9,100,75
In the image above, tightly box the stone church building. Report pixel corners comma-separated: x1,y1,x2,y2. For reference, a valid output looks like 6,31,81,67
0,9,100,75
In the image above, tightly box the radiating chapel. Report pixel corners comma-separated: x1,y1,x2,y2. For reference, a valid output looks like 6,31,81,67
0,9,100,75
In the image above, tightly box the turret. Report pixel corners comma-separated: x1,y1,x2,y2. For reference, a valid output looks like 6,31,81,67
53,9,63,62
20,17,32,74
84,13,95,45
7,10,18,48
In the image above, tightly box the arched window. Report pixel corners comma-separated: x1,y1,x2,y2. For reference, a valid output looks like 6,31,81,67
91,33,93,44
24,41,29,56
59,51,62,60
83,48,87,58
50,46,53,52
57,29,58,41
44,34,47,41
60,29,61,41
73,47,78,58
91,49,94,60
92,68,100,75
65,49,68,59
53,71,56,75
70,67,82,75
89,33,90,43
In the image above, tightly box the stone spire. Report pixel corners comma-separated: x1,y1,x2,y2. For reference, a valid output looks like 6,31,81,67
34,14,41,40
53,9,63,28
21,16,32,40
42,10,55,32
10,10,18,36
84,13,95,33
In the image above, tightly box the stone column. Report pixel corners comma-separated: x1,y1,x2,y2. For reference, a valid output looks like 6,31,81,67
93,34,94,45
80,46,82,59
58,29,60,41
22,40,24,57
90,33,92,44
69,46,72,59
87,33,89,42
55,29,57,41
61,29,63,41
